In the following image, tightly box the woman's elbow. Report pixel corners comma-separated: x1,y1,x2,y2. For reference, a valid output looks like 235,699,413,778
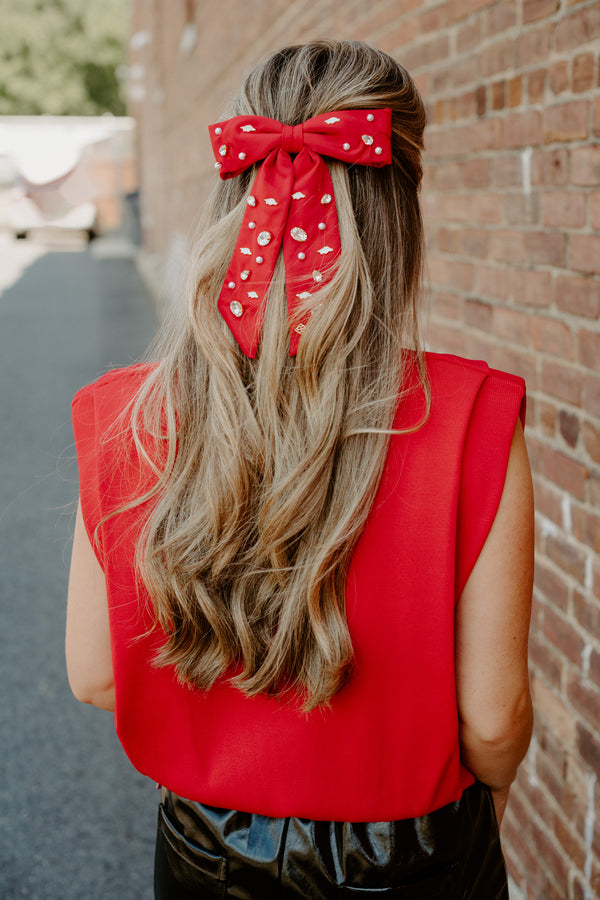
67,670,116,711
461,690,534,751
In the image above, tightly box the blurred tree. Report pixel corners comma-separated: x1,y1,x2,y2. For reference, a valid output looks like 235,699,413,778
0,0,130,115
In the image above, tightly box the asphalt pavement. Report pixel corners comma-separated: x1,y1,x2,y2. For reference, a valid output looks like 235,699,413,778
0,234,159,899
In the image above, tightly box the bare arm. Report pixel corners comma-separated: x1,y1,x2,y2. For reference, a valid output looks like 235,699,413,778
455,419,534,825
65,500,115,712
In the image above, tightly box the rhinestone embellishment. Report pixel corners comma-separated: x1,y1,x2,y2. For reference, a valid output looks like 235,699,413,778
215,127,223,135
257,231,272,246
240,124,256,132
325,116,341,124
318,246,334,255
247,196,256,207
367,114,374,122
321,194,332,204
239,151,247,160
312,270,323,283
375,147,383,155
264,198,278,206
342,142,350,151
240,270,250,280
295,323,306,335
292,191,305,199
362,134,374,145
247,291,259,299
298,252,306,260
290,227,308,242
240,247,252,255
230,300,243,317
248,222,256,229
296,292,311,300
214,162,222,169
219,144,228,156
318,222,326,231
228,281,236,289
256,256,264,264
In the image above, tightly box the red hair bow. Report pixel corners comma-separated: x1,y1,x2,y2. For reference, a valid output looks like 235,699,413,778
208,109,392,357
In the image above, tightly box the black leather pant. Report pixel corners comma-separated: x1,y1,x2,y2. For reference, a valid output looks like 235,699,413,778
154,781,508,899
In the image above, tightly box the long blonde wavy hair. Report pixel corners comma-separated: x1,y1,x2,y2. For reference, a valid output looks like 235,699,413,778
122,40,428,710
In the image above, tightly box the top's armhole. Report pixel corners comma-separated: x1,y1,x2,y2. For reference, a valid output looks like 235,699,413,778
72,388,105,570
455,372,526,599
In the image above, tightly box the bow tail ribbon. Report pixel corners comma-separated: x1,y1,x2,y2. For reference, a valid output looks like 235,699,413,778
216,148,340,358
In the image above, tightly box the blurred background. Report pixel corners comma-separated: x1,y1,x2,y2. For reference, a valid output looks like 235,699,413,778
1,1,599,899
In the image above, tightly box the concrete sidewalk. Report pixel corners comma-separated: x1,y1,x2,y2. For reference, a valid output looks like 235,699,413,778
0,235,158,899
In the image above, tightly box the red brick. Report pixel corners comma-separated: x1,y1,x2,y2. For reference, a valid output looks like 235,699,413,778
573,591,600,637
584,374,600,418
572,505,600,553
543,445,588,500
573,52,595,92
571,235,600,275
435,227,461,254
555,275,600,319
544,604,586,666
591,192,600,230
532,674,576,744
578,331,600,371
546,530,588,579
532,148,569,185
549,59,569,95
493,306,531,345
456,18,482,53
470,117,503,151
523,0,559,22
530,631,564,688
535,556,571,608
555,4,600,52
531,316,573,358
490,343,537,385
524,231,566,267
431,162,463,191
509,75,523,108
488,0,517,34
504,110,542,147
568,673,600,726
517,23,553,66
464,298,492,330
543,101,589,142
469,193,503,225
541,191,586,227
589,648,600,689
517,269,553,307
428,256,474,291
505,194,539,226
462,228,490,258
492,155,522,187
476,265,512,300
582,421,600,465
558,408,579,447
462,158,490,188
480,38,516,77
571,147,600,185
432,291,463,320
528,67,547,103
594,96,600,136
491,80,505,111
489,229,527,264
426,319,467,356
538,400,558,436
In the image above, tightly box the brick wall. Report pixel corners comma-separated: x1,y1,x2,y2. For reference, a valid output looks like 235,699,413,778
129,2,600,897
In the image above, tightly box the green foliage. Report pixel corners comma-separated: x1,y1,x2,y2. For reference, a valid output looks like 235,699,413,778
0,0,130,116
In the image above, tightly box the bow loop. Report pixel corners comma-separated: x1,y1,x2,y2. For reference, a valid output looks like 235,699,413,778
208,109,392,357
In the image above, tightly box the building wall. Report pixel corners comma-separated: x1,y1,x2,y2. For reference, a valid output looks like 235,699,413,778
129,2,600,898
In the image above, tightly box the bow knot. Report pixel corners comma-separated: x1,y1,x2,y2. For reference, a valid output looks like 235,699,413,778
281,123,304,155
208,109,392,357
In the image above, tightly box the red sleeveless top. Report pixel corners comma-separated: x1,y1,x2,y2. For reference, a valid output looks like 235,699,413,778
72,353,525,822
